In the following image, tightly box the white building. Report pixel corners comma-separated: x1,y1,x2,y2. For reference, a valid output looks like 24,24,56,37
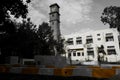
64,28,120,64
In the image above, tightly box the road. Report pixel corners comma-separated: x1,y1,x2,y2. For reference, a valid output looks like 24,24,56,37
0,72,106,80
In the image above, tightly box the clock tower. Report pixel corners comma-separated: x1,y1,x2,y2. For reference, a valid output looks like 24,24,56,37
49,3,61,42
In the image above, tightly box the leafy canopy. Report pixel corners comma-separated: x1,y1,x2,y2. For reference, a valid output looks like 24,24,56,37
101,6,120,31
0,0,30,32
36,22,56,55
0,0,30,21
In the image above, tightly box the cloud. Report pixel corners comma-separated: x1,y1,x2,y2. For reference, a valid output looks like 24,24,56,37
28,0,93,34
66,28,94,36
28,5,47,25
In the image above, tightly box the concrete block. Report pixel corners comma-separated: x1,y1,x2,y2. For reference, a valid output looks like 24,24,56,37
54,55,67,68
34,55,56,66
22,67,39,74
54,68,73,76
34,55,67,68
101,66,112,69
116,69,120,75
75,66,88,68
36,65,46,68
72,68,92,77
92,68,115,78
10,67,23,73
6,56,19,64
10,56,19,64
39,68,54,75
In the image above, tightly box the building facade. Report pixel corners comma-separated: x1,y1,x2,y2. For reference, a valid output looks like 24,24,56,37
64,28,120,64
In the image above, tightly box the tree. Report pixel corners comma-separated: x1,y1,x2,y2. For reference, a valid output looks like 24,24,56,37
36,22,56,55
0,0,31,63
0,0,30,33
0,18,37,60
15,18,37,58
101,6,120,31
56,37,65,55
36,22,65,55
98,45,106,63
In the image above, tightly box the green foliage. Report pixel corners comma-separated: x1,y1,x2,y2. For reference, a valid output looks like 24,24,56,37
101,6,120,31
56,37,65,54
0,0,33,63
36,22,65,55
0,0,30,32
0,19,37,58
15,19,37,58
0,0,65,63
36,22,56,55
0,0,30,20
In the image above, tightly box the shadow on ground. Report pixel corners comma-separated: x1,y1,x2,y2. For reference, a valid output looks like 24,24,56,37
0,73,107,80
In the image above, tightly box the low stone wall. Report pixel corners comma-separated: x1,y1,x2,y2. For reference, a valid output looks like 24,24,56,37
34,55,67,68
1,65,120,78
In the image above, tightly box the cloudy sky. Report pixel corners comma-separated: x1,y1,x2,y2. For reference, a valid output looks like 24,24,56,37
28,0,120,35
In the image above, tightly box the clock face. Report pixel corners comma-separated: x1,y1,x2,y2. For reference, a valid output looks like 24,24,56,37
51,7,56,12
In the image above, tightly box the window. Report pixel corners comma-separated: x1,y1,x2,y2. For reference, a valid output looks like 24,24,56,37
107,49,116,55
76,37,81,39
106,36,114,42
68,53,71,57
97,38,101,40
106,33,114,42
97,34,100,36
86,39,93,44
82,52,84,56
87,48,94,57
67,38,73,45
87,48,94,51
107,46,115,55
77,52,80,56
73,52,76,56
87,35,92,38
107,46,115,48
52,14,54,17
106,33,113,36
76,37,82,44
86,35,93,44
87,51,94,57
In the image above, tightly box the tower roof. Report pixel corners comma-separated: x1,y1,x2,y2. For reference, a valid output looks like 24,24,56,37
49,3,60,8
